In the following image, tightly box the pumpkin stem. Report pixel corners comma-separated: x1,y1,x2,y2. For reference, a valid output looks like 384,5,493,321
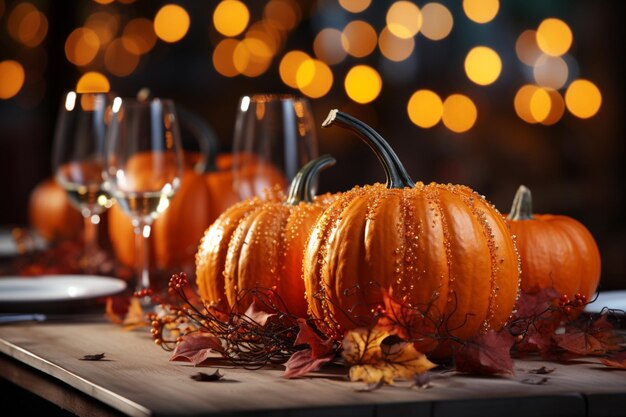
507,185,534,220
322,109,415,189
286,154,336,205
178,106,221,173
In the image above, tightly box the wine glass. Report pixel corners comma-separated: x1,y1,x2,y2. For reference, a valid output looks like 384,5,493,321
52,91,114,271
232,94,318,200
103,97,183,299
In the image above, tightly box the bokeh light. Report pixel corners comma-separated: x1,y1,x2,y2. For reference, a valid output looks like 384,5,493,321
338,0,372,13
246,21,282,57
76,72,110,93
536,18,572,57
514,84,540,124
442,94,477,133
15,6,48,47
314,29,346,65
279,50,310,88
65,28,100,66
378,26,414,62
541,89,565,126
464,46,501,86
296,59,333,98
341,21,377,58
93,0,114,4
386,1,422,39
529,87,551,123
213,38,240,77
463,0,499,24
533,55,568,89
407,90,443,128
264,0,300,31
233,39,272,77
213,0,249,37
85,12,119,46
154,4,190,43
420,3,453,41
0,60,25,99
344,65,382,104
122,18,156,55
104,38,140,77
515,30,542,66
565,79,602,119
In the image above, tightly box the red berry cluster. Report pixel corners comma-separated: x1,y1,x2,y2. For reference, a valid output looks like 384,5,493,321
168,272,189,293
558,293,588,315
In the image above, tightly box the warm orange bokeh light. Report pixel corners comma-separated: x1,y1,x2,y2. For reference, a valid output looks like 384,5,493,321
122,18,157,55
541,89,565,126
464,46,501,86
296,59,333,99
65,28,100,66
213,38,240,77
154,4,190,43
533,55,568,90
8,3,48,48
264,0,300,31
407,90,443,128
344,65,382,104
233,39,273,77
279,50,310,88
536,18,572,57
338,0,372,13
386,1,422,39
529,87,552,123
0,60,25,99
565,79,602,119
76,72,111,93
341,20,377,58
213,0,249,37
378,26,414,62
514,84,540,124
463,0,499,24
93,0,114,4
314,28,347,65
104,39,140,77
442,94,477,133
515,30,542,66
246,22,282,57
420,3,453,41
85,12,119,46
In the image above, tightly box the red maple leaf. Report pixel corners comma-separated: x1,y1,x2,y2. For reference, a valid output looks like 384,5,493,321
170,332,225,366
294,319,334,357
283,349,335,378
454,330,515,375
553,314,624,356
599,351,626,369
377,289,437,345
514,287,561,320
243,300,276,326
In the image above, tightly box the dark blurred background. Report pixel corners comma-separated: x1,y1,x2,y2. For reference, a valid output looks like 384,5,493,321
0,0,623,289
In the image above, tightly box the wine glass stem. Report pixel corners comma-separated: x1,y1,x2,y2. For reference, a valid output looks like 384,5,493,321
134,222,152,294
83,214,99,268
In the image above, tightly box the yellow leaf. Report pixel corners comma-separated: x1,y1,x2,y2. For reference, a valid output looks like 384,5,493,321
342,327,390,365
122,297,148,331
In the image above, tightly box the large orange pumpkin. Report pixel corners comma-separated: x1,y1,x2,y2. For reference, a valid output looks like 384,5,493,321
195,155,336,317
506,185,601,301
303,110,520,354
28,178,83,242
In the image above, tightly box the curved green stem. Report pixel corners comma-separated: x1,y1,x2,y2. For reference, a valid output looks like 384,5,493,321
286,154,336,205
507,185,534,220
322,109,414,189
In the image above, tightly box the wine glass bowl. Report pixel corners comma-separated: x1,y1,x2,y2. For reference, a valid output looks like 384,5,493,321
104,97,183,297
52,91,114,270
232,94,318,200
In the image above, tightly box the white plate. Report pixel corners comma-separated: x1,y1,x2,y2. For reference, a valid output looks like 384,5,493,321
584,290,626,314
0,275,126,304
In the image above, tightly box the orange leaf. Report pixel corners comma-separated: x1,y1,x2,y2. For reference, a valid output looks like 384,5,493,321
599,352,626,369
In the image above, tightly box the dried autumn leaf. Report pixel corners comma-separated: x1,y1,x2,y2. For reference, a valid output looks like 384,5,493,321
293,319,334,357
80,353,106,361
243,300,276,327
283,349,335,379
599,351,626,369
105,295,130,324
586,314,624,352
377,290,437,344
170,332,224,366
190,370,224,381
554,331,607,356
529,366,555,374
454,330,515,375
122,297,148,331
343,328,436,385
520,377,549,385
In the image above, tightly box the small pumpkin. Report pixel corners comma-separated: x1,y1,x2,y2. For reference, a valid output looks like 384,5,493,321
506,185,601,301
303,110,520,354
28,178,83,242
195,155,336,317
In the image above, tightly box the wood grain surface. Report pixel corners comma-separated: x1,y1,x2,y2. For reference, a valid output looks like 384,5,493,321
0,321,625,417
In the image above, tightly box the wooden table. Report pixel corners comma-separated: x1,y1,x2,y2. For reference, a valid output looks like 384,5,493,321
0,319,625,417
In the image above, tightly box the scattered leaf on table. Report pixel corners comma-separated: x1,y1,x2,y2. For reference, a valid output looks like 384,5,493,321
170,332,225,365
454,330,515,375
80,353,106,361
520,377,549,385
529,366,555,374
243,300,276,327
283,349,335,378
293,318,334,357
343,328,436,385
122,297,148,330
599,351,626,369
553,330,606,356
190,370,224,381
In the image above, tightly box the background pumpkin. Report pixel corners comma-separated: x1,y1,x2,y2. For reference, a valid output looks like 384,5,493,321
195,155,336,317
28,177,83,242
304,110,520,354
506,185,601,301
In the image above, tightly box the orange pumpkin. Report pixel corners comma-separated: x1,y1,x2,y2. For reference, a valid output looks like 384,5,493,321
303,110,520,354
506,185,601,301
195,155,336,317
108,151,286,270
28,178,83,242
